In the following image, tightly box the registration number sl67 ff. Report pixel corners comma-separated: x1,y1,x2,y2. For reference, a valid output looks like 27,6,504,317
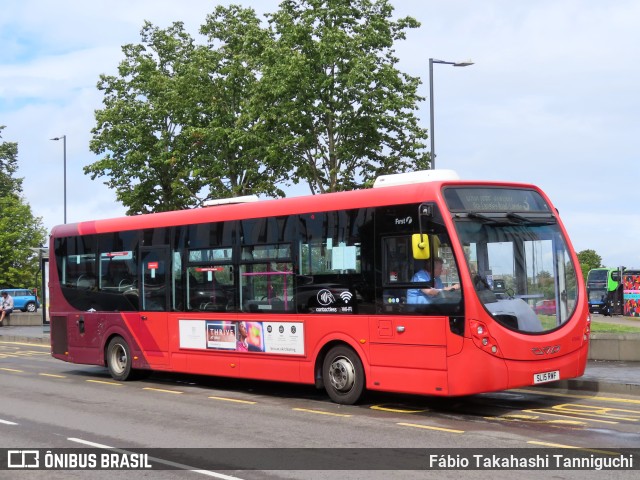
533,370,560,384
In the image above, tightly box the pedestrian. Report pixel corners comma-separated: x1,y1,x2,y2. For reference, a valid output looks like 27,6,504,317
1,290,14,326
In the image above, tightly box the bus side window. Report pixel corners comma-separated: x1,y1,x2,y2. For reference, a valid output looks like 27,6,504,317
240,244,293,313
65,253,96,290
381,236,412,311
240,263,294,313
186,265,234,312
186,248,235,312
381,234,462,315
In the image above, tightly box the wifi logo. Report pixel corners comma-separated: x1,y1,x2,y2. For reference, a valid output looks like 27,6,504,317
340,291,353,303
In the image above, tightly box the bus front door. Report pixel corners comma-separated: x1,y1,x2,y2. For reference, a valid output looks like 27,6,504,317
136,247,170,366
368,314,448,395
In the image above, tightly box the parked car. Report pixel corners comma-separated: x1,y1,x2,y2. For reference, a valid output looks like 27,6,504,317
0,288,40,312
534,299,556,316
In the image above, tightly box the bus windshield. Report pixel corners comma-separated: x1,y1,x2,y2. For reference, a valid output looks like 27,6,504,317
445,187,578,334
587,269,608,282
586,269,609,306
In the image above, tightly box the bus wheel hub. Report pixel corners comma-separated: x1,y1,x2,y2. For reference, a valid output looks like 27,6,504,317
329,357,355,392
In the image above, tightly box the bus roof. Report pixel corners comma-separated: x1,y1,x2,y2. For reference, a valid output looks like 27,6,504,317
51,176,544,238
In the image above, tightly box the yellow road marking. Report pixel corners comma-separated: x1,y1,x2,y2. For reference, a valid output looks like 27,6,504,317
527,441,621,456
0,341,50,348
143,387,183,394
544,419,586,426
549,403,640,421
208,396,257,405
293,408,352,417
487,415,587,426
86,379,123,386
520,402,640,424
39,373,66,378
0,351,49,359
0,367,23,373
398,422,464,434
515,388,640,405
496,414,539,421
370,404,428,414
523,408,618,424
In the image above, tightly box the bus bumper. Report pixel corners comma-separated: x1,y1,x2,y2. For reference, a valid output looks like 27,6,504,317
504,342,589,390
446,339,589,396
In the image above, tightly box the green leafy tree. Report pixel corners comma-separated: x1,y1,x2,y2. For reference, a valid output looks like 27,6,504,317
577,249,602,282
259,0,430,193
0,126,48,289
0,127,22,194
194,5,290,198
526,270,555,299
87,22,209,214
87,1,431,212
87,9,289,215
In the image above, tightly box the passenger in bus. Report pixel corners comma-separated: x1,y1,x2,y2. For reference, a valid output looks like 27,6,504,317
407,258,459,304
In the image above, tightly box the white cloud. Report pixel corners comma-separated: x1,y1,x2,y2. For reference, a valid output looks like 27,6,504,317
1,0,639,270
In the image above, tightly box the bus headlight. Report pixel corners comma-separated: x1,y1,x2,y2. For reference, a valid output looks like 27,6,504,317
469,319,501,357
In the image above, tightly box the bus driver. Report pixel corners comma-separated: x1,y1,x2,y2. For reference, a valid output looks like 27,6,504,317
407,258,459,304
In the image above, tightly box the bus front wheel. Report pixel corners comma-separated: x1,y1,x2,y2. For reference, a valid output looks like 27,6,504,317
322,346,364,405
106,336,132,381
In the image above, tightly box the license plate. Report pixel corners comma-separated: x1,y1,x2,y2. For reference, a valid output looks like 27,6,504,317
534,370,560,384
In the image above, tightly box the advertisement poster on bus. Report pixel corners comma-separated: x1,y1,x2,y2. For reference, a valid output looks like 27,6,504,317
178,320,304,355
178,320,204,349
206,321,237,350
236,321,265,352
263,322,304,355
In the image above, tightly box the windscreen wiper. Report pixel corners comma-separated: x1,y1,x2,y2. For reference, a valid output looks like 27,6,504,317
506,212,556,224
506,212,530,222
466,212,496,223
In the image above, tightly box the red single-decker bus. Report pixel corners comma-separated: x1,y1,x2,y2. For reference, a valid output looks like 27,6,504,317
49,170,589,404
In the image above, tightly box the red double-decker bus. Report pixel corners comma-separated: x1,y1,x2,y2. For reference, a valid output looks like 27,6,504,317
49,170,589,404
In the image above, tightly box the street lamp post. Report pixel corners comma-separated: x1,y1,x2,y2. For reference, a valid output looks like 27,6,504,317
50,135,67,224
429,58,473,169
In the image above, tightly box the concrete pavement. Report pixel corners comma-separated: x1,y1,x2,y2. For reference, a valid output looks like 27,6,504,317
0,324,50,345
1,322,639,398
547,359,640,397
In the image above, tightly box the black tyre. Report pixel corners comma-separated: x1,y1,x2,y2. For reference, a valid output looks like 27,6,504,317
322,345,365,405
26,302,37,313
106,336,133,381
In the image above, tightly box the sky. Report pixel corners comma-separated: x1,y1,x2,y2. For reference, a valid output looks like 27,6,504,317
1,0,639,269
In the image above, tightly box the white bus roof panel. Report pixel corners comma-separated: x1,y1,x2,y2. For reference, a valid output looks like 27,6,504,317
373,169,460,188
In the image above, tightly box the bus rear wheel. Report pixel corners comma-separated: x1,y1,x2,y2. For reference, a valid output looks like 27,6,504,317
106,336,132,381
322,346,364,405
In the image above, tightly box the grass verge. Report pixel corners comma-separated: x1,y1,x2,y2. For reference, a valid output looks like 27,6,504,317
591,322,640,334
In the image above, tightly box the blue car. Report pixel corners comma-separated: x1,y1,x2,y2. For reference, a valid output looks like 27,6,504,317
1,288,40,312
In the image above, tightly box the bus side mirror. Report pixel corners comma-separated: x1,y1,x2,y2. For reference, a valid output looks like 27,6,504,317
412,234,430,260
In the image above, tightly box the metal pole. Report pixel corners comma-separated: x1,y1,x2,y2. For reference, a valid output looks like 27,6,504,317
63,135,67,224
50,135,67,224
429,58,435,170
428,58,473,170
